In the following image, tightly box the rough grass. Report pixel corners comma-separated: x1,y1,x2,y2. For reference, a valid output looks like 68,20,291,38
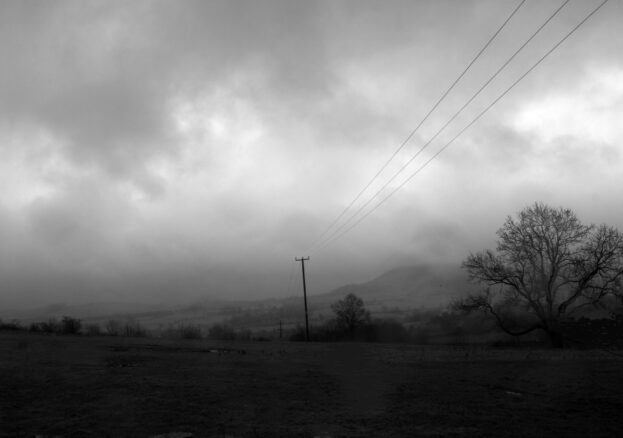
1,332,622,437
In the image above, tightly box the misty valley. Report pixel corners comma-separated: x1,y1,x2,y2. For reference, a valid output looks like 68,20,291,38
2,259,623,437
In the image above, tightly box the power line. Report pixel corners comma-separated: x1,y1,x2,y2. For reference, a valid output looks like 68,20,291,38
304,0,527,254
321,0,610,248
315,0,571,250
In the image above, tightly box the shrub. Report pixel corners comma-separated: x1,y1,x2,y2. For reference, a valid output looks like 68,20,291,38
180,324,203,339
0,319,23,332
165,323,203,340
105,319,122,336
29,322,44,333
84,323,102,336
28,319,63,334
208,323,237,340
42,319,62,334
290,318,414,343
104,319,149,337
361,319,410,343
61,316,82,335
122,320,149,337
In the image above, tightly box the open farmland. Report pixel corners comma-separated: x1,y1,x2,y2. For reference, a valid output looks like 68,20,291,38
1,332,622,437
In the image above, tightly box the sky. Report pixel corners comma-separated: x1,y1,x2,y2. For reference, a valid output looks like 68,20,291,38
1,0,622,309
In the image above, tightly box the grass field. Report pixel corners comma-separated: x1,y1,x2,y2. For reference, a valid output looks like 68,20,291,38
1,332,622,437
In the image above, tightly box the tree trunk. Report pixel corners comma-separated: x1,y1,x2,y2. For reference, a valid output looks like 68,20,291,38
348,323,356,340
547,326,565,348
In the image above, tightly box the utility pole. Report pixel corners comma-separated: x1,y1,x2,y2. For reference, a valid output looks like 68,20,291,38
295,256,310,342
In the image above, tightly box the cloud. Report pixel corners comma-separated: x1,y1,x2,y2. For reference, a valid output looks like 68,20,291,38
0,0,621,309
513,66,623,144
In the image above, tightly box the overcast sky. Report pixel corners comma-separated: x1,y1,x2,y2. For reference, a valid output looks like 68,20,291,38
1,0,622,309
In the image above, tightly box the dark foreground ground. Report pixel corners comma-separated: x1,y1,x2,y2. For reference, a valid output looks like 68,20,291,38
1,332,622,437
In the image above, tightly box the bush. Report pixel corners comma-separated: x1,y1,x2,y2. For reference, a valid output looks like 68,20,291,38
164,323,203,340
122,320,149,337
84,323,102,336
41,319,62,334
61,316,82,335
361,319,410,343
105,319,149,337
27,317,82,335
0,319,23,332
29,322,43,333
208,324,237,340
105,319,122,336
178,324,203,339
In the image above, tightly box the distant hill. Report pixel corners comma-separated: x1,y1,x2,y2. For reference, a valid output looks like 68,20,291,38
319,264,472,310
208,264,473,330
1,264,473,330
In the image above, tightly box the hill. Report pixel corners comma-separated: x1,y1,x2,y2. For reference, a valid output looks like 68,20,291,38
1,264,472,331
323,264,470,309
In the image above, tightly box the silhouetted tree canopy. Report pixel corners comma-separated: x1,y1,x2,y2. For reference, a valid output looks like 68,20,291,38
331,293,371,338
457,202,623,347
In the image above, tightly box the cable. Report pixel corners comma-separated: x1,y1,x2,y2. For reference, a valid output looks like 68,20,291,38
315,0,570,250
304,0,527,253
321,0,610,248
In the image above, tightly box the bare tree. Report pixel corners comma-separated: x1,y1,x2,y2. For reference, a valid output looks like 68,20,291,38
331,293,371,338
458,202,623,347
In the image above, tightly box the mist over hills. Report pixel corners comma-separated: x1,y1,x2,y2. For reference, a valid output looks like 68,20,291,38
1,264,472,325
325,264,470,309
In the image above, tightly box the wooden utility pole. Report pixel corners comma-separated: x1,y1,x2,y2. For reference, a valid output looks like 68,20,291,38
295,256,310,342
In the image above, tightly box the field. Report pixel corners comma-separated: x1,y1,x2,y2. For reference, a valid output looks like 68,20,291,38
1,333,622,437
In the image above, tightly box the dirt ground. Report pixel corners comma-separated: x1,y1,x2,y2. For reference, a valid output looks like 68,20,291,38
1,332,622,437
